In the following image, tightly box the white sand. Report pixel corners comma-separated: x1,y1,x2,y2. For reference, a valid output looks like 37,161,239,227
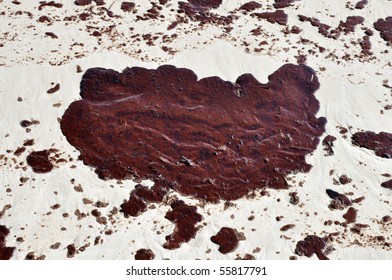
0,0,391,260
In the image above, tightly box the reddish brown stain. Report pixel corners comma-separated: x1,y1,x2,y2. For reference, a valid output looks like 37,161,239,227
163,200,202,250
20,120,32,128
38,16,51,23
47,83,60,94
79,13,90,21
94,0,105,5
25,252,37,260
352,131,392,159
38,1,63,10
338,16,364,34
74,0,92,6
121,2,135,12
26,150,54,173
296,54,307,64
322,135,336,156
188,0,222,9
290,25,302,34
355,0,368,9
23,139,35,146
167,21,179,30
0,225,15,260
135,248,155,260
352,196,365,204
374,17,392,44
20,119,40,128
236,253,256,260
60,64,325,203
326,189,352,210
381,215,391,223
365,29,374,36
343,207,357,224
66,244,76,258
120,184,167,217
298,15,333,38
360,35,372,56
280,224,295,231
45,32,58,39
295,235,328,260
211,227,243,254
299,15,363,39
239,1,262,12
252,10,288,25
339,175,352,185
289,192,300,205
273,0,294,9
178,0,231,26
14,146,26,156
92,31,102,37
381,179,392,190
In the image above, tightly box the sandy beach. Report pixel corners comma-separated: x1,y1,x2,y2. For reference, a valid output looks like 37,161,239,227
1,0,392,260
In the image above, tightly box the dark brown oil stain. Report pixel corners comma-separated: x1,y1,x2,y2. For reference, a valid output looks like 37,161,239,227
14,146,26,156
134,248,155,260
296,54,307,64
273,0,294,9
352,131,392,158
365,29,374,36
38,1,63,11
338,16,364,34
26,150,54,173
74,0,92,6
339,174,352,185
45,32,58,39
381,215,391,223
381,179,392,190
352,196,365,204
239,1,262,12
60,64,326,205
355,0,368,9
326,189,352,210
280,224,295,231
178,0,232,26
23,139,35,146
289,192,300,205
236,253,255,260
79,13,90,21
187,0,222,9
120,184,168,217
20,119,40,128
121,2,135,12
322,135,336,156
66,244,76,258
374,17,392,44
298,15,364,39
93,0,105,5
298,15,334,38
252,10,288,25
343,207,357,224
211,227,243,254
47,83,60,94
360,35,372,56
0,225,15,260
295,235,329,260
163,200,202,250
38,16,51,23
